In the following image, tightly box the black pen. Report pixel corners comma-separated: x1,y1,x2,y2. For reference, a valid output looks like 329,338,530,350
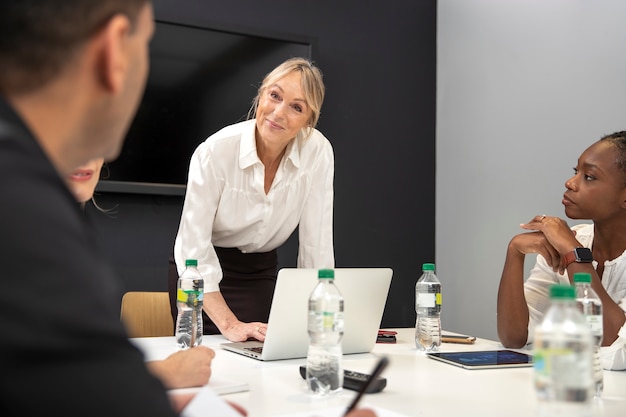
343,356,389,417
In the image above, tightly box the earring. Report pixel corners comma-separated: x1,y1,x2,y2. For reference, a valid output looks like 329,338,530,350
101,162,110,180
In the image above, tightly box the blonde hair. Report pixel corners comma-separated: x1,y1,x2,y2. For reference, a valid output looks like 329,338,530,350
248,57,325,139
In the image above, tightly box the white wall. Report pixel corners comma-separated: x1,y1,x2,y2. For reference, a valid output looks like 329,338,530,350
437,0,626,340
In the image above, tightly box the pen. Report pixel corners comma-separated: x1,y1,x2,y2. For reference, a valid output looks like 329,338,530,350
441,334,476,344
343,356,389,417
190,309,197,347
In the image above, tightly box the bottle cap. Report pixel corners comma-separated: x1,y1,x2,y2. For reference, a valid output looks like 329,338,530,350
573,272,592,284
185,259,198,267
549,284,575,299
422,263,435,271
318,269,334,279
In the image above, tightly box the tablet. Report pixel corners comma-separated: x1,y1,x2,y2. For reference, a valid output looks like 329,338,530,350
426,350,533,369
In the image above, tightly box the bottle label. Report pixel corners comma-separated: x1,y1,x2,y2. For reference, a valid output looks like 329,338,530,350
309,311,344,332
586,315,603,336
417,293,436,308
322,312,335,330
534,347,593,390
177,288,204,307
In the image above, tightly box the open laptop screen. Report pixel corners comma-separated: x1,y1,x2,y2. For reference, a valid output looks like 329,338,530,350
221,267,393,361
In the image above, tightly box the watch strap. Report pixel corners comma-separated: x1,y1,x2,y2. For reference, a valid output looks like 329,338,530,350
563,247,593,267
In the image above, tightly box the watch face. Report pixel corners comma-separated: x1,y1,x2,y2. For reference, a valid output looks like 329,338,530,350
575,247,594,262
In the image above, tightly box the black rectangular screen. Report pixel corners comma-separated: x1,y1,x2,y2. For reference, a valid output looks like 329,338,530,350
99,20,311,195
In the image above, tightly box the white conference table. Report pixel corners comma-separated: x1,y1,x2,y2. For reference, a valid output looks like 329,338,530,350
131,328,626,417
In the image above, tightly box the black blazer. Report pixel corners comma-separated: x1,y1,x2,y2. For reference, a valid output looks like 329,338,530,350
0,97,177,417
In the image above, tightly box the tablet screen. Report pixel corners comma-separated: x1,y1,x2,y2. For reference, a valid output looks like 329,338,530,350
427,350,533,369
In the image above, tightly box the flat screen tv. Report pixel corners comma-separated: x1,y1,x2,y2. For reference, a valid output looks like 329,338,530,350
97,20,311,195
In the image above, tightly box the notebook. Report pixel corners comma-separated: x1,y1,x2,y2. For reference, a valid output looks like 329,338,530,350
220,267,393,361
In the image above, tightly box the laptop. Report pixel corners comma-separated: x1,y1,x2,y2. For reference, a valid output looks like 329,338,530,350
220,267,393,361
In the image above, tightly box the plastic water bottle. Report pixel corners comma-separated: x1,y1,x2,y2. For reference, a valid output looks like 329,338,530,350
175,259,204,348
533,284,594,416
415,262,442,351
306,269,344,396
574,272,603,398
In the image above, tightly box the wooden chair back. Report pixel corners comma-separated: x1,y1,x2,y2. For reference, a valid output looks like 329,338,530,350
120,291,174,338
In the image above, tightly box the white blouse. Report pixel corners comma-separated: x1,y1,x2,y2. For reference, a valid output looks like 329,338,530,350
174,120,335,292
524,223,626,370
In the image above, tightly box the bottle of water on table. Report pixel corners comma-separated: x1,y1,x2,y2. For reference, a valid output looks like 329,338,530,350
306,268,344,396
534,283,593,416
175,258,204,348
415,262,442,351
574,272,603,398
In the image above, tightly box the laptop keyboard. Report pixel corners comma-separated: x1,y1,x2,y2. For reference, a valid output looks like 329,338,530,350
244,346,263,354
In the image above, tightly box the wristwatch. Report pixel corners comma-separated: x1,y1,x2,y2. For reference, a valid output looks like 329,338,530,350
563,247,594,267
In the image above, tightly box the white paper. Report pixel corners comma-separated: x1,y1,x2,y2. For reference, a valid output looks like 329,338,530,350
168,376,249,396
274,405,411,417
181,385,242,417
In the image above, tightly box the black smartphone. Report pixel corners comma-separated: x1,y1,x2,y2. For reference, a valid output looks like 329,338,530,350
299,364,387,393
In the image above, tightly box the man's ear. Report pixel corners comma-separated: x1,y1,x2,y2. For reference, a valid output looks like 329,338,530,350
96,15,132,94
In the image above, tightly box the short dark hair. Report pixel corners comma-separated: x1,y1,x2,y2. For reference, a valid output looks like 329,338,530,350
600,131,626,184
0,0,150,94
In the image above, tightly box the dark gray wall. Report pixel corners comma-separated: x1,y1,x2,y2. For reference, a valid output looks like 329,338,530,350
94,0,436,328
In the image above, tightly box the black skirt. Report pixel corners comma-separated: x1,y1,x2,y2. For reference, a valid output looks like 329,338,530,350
168,247,278,335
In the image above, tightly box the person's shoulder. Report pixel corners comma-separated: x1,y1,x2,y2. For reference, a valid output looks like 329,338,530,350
206,120,252,144
571,223,593,234
292,128,334,171
308,127,332,144
571,223,594,245
0,114,67,205
195,120,252,156
300,127,333,154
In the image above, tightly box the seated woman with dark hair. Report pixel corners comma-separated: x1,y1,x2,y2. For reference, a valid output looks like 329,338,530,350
497,131,626,370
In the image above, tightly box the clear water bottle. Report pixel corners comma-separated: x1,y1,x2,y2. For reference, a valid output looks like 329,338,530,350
175,259,204,348
574,272,603,398
534,284,594,416
415,262,442,352
306,269,344,396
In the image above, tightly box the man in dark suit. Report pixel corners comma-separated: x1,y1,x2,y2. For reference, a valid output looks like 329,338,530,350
0,1,207,415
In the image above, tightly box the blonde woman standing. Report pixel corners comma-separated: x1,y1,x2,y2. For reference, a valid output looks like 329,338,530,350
170,57,335,343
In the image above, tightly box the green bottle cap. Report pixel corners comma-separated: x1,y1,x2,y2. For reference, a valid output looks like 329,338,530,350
573,272,592,284
185,259,198,267
549,284,575,299
318,269,334,279
422,263,435,271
